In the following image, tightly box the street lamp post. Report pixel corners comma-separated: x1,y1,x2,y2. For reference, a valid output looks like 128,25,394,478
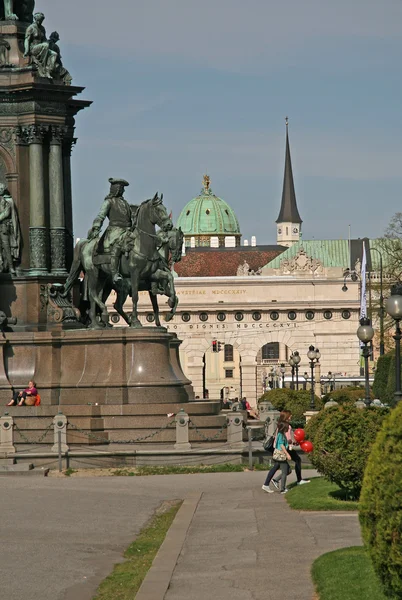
280,363,286,389
385,286,402,404
307,346,320,410
289,355,295,390
293,351,301,390
356,318,375,407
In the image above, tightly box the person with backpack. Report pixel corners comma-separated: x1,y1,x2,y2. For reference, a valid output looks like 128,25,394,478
262,421,292,494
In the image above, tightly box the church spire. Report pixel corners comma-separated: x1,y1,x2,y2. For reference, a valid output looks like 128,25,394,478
276,118,302,247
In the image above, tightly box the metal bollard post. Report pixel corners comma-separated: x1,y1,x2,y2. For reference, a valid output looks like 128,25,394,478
52,412,69,454
247,427,253,469
174,409,191,450
58,431,62,472
0,413,15,455
226,412,245,448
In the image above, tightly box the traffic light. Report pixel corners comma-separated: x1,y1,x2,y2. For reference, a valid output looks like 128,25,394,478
218,342,222,352
212,340,218,352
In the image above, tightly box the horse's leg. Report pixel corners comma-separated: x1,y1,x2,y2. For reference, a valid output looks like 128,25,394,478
154,269,178,321
87,272,108,329
62,241,85,297
130,267,142,328
114,280,132,326
149,290,161,327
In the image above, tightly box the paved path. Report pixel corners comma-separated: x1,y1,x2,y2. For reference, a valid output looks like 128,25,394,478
0,471,361,600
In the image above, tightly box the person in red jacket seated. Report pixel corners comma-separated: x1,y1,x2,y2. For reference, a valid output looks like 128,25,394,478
7,380,38,406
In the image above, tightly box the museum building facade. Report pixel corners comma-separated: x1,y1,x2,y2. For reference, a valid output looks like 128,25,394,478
107,124,380,406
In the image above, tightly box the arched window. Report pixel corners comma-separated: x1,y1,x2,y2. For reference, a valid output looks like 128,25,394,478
224,344,234,362
262,342,279,360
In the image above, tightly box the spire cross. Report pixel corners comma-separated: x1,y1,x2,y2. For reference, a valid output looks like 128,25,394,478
285,116,289,128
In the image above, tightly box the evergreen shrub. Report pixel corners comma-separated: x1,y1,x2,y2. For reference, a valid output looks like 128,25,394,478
385,353,402,407
359,402,402,599
258,388,322,421
305,404,389,499
372,353,393,403
322,387,373,405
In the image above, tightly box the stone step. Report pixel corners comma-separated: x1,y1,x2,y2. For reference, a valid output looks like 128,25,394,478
0,467,49,477
0,463,33,472
0,458,16,465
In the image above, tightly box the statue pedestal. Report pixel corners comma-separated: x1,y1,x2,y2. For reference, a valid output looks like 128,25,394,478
0,327,194,405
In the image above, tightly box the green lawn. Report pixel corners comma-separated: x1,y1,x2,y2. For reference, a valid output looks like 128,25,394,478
92,501,181,600
285,477,358,511
312,546,387,600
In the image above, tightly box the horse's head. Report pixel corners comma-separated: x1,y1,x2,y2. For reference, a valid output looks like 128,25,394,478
149,192,173,232
168,227,184,263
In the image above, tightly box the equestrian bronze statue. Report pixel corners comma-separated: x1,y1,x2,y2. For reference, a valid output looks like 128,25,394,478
63,178,183,329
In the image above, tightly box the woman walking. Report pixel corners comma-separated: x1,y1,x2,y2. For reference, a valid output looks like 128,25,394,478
272,410,310,488
262,421,292,494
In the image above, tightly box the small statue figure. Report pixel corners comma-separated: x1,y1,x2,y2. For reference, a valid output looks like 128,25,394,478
24,12,57,79
0,0,34,22
48,31,72,85
236,259,250,276
0,38,11,67
0,183,21,274
87,178,136,284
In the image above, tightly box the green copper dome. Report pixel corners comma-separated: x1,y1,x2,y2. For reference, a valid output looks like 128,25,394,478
177,175,241,247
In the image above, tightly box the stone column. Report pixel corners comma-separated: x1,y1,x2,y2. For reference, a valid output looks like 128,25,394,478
0,414,15,455
186,356,204,398
63,136,75,270
26,125,49,273
226,412,245,448
240,357,257,407
51,412,69,453
49,126,67,274
174,409,191,450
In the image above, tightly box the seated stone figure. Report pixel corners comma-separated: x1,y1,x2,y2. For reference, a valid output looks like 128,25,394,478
24,12,57,79
49,31,72,85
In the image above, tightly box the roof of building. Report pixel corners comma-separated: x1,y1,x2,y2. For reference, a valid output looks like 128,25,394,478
276,119,302,224
176,175,241,238
174,245,286,277
264,238,378,270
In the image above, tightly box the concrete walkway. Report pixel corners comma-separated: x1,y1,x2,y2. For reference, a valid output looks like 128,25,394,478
0,471,362,600
162,481,362,600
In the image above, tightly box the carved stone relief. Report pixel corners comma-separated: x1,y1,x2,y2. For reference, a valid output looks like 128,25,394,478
279,248,324,275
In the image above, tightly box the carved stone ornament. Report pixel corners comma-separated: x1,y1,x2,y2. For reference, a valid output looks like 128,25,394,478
50,125,67,145
279,248,324,275
29,226,47,270
40,283,80,325
50,227,65,272
0,126,16,158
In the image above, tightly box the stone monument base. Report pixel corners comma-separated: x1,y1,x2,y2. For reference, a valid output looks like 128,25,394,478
0,327,193,405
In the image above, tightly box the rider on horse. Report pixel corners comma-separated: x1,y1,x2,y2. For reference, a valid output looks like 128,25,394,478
87,178,138,284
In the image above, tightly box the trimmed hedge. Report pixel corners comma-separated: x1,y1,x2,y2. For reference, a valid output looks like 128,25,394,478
385,353,402,407
258,388,322,421
305,404,389,499
322,387,373,405
372,353,393,403
359,402,402,599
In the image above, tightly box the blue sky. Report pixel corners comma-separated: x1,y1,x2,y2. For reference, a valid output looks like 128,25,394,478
42,0,402,244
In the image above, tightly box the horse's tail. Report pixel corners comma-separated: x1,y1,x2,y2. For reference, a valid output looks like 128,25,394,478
63,239,87,296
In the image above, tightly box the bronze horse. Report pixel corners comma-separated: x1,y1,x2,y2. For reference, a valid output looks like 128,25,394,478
63,194,181,329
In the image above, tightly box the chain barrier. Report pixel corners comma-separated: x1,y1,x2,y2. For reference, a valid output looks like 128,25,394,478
67,418,176,445
14,422,53,444
188,418,228,442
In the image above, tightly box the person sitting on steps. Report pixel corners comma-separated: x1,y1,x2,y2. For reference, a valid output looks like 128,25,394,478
7,380,38,406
